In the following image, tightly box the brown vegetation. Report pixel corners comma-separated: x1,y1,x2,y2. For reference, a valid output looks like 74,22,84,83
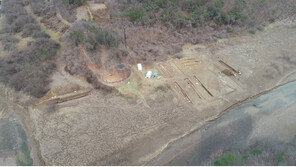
0,0,60,98
62,21,128,91
1,0,296,98
0,39,59,98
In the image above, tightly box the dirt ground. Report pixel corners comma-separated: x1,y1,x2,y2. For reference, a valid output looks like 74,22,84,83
76,6,90,21
27,17,296,165
0,0,295,165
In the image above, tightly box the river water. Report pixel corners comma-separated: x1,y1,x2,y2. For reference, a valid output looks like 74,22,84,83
0,93,33,165
151,81,296,165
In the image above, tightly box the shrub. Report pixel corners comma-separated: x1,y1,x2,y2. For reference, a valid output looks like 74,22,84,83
123,8,144,24
172,12,187,29
0,0,61,98
11,15,35,33
2,0,27,24
29,0,46,15
250,147,262,156
32,31,50,39
3,43,18,52
54,0,76,23
22,23,41,37
108,53,120,61
0,39,60,98
69,22,119,48
64,0,86,6
0,35,19,43
180,0,206,12
269,18,275,23
248,28,256,34
0,35,19,52
63,50,87,75
85,70,114,93
228,6,247,25
90,28,119,48
214,152,240,166
121,0,250,28
0,24,13,34
64,22,122,93
277,154,284,164
205,1,228,25
69,30,84,46
160,7,187,29
189,10,204,27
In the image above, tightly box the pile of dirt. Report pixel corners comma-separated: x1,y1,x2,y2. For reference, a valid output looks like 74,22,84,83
62,21,133,87
38,84,92,105
88,1,110,24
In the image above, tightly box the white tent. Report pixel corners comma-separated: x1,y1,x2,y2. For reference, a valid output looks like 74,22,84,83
137,64,142,71
146,71,152,78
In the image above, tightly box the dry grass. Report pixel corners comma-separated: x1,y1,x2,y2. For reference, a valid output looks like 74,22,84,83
116,70,167,97
14,34,34,50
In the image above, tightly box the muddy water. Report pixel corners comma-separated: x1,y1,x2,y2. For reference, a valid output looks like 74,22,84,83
0,93,33,165
151,81,296,165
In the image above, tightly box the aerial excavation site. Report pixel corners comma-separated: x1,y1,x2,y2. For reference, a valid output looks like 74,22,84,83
0,0,296,166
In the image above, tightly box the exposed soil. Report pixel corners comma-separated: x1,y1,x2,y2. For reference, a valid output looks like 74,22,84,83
28,18,296,165
80,47,131,84
76,6,89,21
1,0,296,166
